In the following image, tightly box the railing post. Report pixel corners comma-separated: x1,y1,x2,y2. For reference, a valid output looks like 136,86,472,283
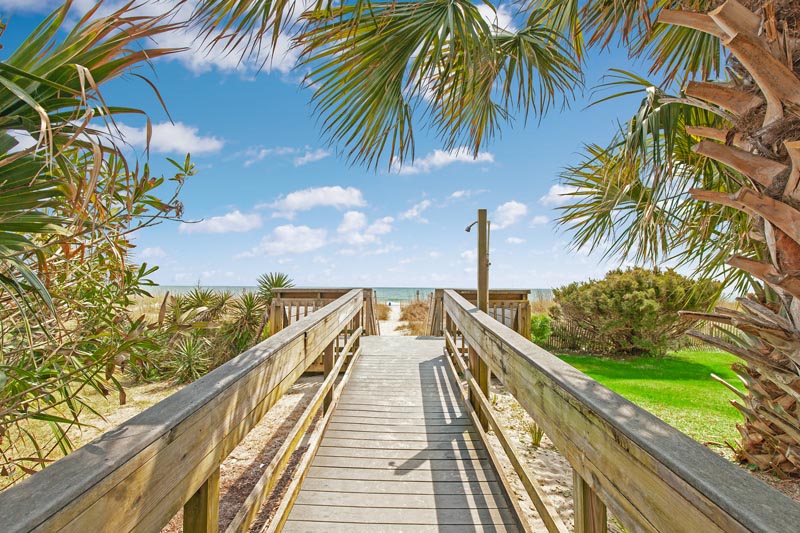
184,467,220,533
468,346,489,431
573,470,607,533
323,340,335,411
270,300,284,336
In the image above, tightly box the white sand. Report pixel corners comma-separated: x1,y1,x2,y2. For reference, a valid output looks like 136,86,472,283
379,302,404,336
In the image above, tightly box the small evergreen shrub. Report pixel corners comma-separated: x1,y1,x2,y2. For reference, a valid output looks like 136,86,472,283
551,267,720,357
530,314,552,345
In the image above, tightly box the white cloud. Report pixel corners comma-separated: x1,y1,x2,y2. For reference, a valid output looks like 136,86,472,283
540,184,578,206
242,146,297,166
399,200,432,222
139,246,167,259
530,215,549,226
506,237,525,245
493,201,528,229
179,210,262,234
7,130,37,152
268,186,366,218
294,148,331,166
21,1,301,77
395,148,494,175
477,4,517,33
461,249,477,262
337,211,394,246
118,122,223,154
448,189,486,201
240,225,327,256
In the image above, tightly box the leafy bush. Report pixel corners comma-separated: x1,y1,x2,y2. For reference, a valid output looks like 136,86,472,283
551,267,720,357
530,314,552,345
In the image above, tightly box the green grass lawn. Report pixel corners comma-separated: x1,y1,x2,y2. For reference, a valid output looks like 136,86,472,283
558,350,745,449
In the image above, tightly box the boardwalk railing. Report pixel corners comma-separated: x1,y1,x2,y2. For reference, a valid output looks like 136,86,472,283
441,289,800,533
271,288,380,336
0,289,366,533
428,288,531,338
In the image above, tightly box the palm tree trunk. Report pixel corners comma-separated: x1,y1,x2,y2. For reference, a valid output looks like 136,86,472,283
660,0,800,477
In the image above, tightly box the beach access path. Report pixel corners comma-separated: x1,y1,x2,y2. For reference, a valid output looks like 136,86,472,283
380,302,404,336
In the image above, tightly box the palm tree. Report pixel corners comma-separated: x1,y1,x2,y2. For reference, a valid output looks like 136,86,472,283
187,0,800,475
257,271,295,305
557,3,800,477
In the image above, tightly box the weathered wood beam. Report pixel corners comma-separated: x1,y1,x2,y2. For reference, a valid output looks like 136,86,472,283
183,468,219,533
689,187,800,244
656,9,727,38
685,81,763,116
574,470,608,533
722,32,800,124
692,140,788,188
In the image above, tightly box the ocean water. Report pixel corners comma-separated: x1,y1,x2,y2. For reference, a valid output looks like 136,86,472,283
152,286,553,303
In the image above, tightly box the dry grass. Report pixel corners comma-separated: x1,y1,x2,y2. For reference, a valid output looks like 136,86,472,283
398,300,429,336
530,294,555,314
375,302,391,321
129,292,167,320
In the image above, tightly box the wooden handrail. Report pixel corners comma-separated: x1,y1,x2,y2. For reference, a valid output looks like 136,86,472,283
0,289,364,533
442,289,800,533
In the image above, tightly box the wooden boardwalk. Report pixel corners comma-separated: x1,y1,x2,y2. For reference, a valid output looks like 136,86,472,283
284,336,522,532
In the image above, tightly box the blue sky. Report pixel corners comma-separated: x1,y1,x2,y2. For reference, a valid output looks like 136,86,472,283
2,1,656,288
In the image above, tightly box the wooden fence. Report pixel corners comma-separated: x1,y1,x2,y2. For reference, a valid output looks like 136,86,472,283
541,316,741,354
441,289,800,532
0,289,366,533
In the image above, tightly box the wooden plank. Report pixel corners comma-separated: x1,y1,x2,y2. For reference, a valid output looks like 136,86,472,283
333,406,465,416
316,446,489,461
283,521,517,533
330,416,471,426
300,477,506,496
323,341,335,411
323,430,479,442
183,467,219,533
294,490,508,509
443,289,800,533
287,504,519,525
574,470,607,533
320,438,483,451
327,422,477,434
312,456,494,471
307,466,496,483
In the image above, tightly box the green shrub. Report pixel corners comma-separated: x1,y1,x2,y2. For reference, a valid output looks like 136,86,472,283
530,314,552,345
552,267,720,357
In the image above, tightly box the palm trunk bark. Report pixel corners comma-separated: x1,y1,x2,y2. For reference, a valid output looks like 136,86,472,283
660,0,800,477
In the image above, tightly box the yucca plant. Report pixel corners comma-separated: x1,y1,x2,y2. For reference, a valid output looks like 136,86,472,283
170,337,210,384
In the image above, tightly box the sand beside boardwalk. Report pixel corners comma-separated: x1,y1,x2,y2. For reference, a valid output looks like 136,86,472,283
379,302,404,336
